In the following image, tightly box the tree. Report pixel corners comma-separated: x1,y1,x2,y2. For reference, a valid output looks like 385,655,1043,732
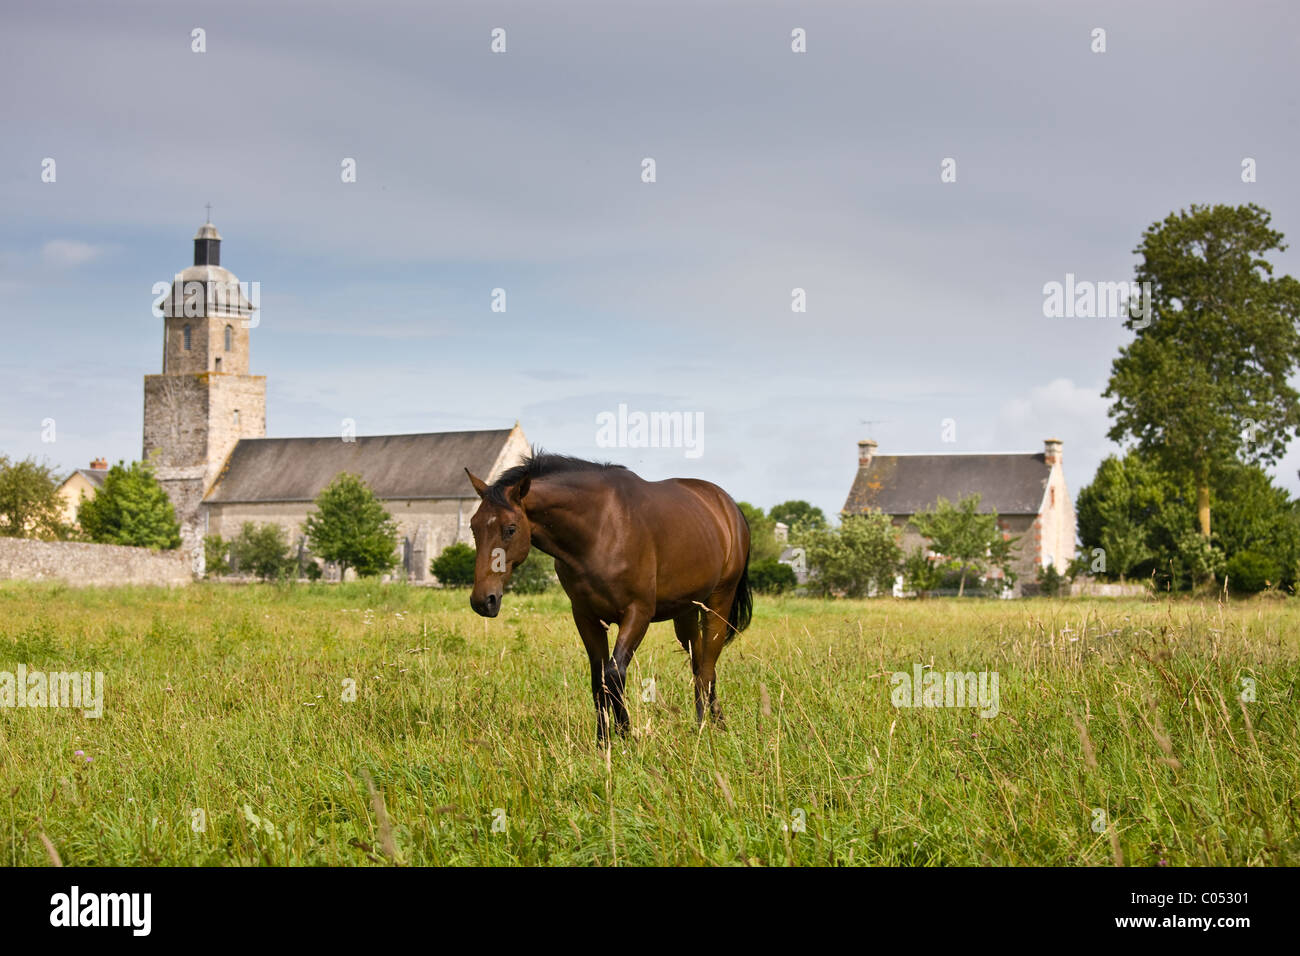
736,501,782,562
749,557,798,594
797,510,902,598
431,542,476,587
768,500,827,532
77,460,181,550
1104,204,1300,540
1077,449,1300,591
0,455,70,540
230,522,294,581
1075,454,1166,581
303,472,399,578
910,494,1018,597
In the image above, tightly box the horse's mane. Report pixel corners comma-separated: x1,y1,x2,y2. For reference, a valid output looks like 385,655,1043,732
483,451,626,506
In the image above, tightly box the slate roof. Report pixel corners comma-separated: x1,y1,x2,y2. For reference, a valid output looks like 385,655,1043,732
842,453,1052,516
75,469,109,490
204,429,515,503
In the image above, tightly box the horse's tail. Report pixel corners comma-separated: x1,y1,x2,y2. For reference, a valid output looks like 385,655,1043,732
726,519,753,643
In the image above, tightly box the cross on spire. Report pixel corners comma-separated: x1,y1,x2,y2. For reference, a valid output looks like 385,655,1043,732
204,202,212,223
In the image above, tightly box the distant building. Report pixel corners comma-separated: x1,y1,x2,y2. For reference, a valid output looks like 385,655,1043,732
778,545,808,584
141,221,529,580
841,438,1076,596
55,458,109,528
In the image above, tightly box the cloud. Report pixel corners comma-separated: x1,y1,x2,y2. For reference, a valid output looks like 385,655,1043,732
41,239,108,268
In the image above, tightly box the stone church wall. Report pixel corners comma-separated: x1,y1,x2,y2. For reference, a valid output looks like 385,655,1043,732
202,496,478,583
0,538,193,588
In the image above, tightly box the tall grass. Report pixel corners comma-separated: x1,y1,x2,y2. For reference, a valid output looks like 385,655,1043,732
1,581,1296,865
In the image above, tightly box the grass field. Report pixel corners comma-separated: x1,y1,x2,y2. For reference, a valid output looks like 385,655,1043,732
1,582,1297,866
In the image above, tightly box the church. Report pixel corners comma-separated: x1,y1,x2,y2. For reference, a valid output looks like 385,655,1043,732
142,221,530,581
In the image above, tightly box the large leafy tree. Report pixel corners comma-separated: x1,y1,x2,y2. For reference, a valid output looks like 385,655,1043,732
768,500,827,532
910,494,1018,597
1104,204,1300,539
1076,449,1300,590
77,460,181,549
1075,454,1166,581
0,455,70,540
304,472,399,578
797,510,902,598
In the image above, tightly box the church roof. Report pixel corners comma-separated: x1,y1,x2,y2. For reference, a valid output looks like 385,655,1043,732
203,429,517,503
843,453,1052,516
160,265,256,317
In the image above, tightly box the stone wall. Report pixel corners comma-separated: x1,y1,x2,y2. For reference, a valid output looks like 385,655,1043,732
0,538,193,588
1069,579,1149,598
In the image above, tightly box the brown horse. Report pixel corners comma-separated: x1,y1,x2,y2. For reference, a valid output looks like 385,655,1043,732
464,453,752,741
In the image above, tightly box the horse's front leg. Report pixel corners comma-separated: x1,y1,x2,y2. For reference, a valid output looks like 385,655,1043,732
572,611,611,743
606,604,653,737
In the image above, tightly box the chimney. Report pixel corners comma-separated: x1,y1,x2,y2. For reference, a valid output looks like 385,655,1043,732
1043,438,1063,467
858,438,877,468
90,457,108,470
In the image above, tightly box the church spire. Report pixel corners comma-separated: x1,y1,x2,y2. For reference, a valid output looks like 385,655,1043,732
194,220,222,266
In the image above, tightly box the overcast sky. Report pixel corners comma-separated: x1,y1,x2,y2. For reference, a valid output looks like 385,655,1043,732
3,0,1299,520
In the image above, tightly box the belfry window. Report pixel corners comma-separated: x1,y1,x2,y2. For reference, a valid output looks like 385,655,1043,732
183,324,191,350
225,324,233,351
215,357,222,372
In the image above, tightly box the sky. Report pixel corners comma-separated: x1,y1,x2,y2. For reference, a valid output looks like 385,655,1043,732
2,0,1299,521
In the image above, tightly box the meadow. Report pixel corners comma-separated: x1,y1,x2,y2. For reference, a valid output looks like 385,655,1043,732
1,581,1297,866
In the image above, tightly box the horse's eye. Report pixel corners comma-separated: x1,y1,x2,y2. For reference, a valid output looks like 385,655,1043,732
503,526,517,541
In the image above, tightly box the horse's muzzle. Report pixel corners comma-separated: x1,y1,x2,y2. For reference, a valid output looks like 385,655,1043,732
472,591,501,617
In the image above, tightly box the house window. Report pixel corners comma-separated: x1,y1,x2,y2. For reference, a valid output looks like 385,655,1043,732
225,325,233,351
183,325,191,350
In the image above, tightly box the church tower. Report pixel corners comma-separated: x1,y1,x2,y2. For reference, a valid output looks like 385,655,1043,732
143,221,266,550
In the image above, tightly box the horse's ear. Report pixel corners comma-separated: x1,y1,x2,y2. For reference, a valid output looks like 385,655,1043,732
509,476,531,504
465,468,489,498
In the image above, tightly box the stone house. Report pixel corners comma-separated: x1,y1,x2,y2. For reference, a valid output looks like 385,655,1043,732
55,458,109,528
841,438,1076,596
141,221,529,580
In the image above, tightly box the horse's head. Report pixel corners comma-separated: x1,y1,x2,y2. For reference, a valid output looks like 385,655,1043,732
464,468,532,618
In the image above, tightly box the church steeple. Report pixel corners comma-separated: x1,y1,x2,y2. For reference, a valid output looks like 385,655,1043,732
194,221,221,266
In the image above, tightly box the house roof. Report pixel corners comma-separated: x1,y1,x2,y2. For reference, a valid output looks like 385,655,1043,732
843,453,1052,516
77,468,109,489
204,429,517,503
59,468,108,491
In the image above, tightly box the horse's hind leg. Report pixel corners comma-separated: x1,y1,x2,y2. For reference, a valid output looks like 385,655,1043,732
674,609,706,723
698,593,735,727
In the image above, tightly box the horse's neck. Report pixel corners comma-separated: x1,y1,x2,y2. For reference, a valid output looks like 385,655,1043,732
523,479,597,568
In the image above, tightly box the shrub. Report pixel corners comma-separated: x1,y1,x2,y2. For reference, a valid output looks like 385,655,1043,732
1225,550,1281,594
203,534,232,576
798,511,902,598
431,542,476,587
1036,564,1066,597
508,552,555,593
749,557,797,594
230,522,294,581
